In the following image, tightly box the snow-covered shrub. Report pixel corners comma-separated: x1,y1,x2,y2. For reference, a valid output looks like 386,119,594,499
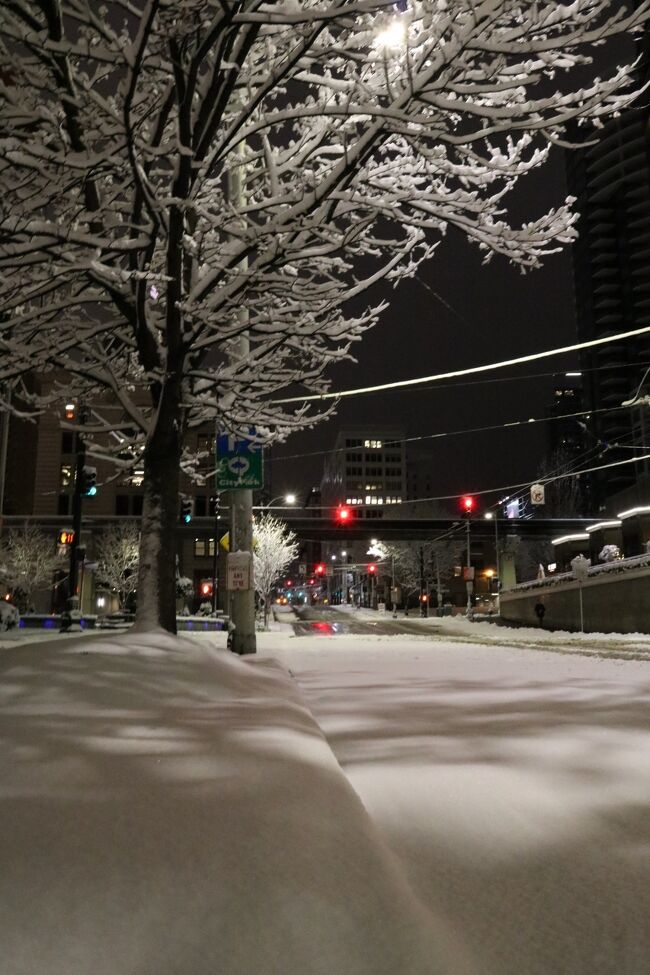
599,544,621,563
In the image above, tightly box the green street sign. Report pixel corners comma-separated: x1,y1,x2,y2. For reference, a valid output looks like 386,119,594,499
216,433,264,490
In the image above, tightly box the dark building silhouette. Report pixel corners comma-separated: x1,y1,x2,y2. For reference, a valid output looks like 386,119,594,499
566,89,650,512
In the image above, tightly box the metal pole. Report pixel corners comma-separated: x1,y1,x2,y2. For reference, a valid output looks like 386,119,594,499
466,518,472,615
578,582,584,633
211,491,219,614
494,516,500,587
0,388,10,537
391,554,397,618
419,545,426,617
69,434,85,605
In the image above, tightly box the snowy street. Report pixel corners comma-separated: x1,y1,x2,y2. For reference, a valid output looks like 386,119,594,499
2,624,649,974
262,631,650,974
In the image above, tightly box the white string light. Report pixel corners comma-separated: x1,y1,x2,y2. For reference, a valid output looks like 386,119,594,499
273,325,650,404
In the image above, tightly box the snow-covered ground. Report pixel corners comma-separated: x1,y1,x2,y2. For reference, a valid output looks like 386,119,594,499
259,631,650,974
2,625,649,974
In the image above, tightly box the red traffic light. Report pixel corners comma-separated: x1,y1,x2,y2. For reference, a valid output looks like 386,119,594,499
336,505,352,523
58,530,75,546
286,579,292,587
315,563,325,575
368,564,377,574
460,495,476,514
200,580,213,597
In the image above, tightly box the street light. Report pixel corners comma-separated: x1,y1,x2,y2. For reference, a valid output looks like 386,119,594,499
259,493,296,509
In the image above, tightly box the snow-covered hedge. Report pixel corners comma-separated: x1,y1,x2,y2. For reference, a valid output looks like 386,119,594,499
510,552,650,593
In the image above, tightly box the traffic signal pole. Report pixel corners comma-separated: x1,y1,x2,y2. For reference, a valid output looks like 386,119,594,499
68,434,85,605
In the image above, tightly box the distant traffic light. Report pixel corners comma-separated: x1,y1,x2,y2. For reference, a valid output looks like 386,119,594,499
180,498,194,524
460,495,476,515
80,466,97,497
315,563,325,576
335,505,352,524
368,564,377,575
199,580,213,597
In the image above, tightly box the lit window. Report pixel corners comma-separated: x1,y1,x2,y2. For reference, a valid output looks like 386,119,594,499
194,539,206,557
60,464,72,489
131,470,145,487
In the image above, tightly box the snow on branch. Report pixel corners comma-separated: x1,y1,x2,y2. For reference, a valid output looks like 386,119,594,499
0,0,647,467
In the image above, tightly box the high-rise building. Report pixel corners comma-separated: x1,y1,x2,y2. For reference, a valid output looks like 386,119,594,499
566,94,650,512
320,426,406,520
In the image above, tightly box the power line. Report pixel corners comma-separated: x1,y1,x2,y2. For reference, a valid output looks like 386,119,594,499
386,450,650,508
273,404,617,463
273,325,650,404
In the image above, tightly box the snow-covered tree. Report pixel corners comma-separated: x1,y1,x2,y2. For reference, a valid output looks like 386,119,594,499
253,514,299,628
1,1,647,631
384,536,464,608
0,524,64,611
95,523,140,611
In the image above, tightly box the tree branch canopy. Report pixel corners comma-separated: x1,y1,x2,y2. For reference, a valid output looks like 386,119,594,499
0,0,647,462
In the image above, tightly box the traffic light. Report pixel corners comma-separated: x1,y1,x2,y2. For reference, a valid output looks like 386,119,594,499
368,564,377,575
315,563,325,576
460,495,476,516
180,498,194,524
286,579,293,587
80,466,97,497
199,580,213,598
335,505,352,524
58,529,75,546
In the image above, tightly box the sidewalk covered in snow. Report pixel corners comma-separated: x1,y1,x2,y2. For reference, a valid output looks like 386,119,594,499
2,626,649,974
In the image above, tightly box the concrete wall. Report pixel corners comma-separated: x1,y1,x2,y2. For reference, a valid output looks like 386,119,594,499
500,565,650,634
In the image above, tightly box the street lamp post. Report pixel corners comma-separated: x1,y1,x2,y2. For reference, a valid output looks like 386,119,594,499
258,493,296,510
484,511,500,587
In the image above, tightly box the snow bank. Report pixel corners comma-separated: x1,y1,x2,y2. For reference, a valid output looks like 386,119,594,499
0,631,470,975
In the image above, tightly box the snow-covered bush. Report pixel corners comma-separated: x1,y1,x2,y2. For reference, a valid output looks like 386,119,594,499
599,545,622,563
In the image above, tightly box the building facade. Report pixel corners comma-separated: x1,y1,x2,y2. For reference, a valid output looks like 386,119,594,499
320,426,406,520
0,383,226,615
566,99,650,512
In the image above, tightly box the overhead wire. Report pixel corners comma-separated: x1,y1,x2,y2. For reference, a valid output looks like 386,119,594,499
273,325,650,404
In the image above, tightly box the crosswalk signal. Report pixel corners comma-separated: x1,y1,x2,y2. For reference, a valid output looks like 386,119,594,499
180,498,194,524
80,466,97,497
58,529,75,546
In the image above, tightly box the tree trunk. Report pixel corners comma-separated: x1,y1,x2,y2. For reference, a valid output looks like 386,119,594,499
134,383,183,634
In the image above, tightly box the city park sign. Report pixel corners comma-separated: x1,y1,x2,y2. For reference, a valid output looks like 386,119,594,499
216,433,264,491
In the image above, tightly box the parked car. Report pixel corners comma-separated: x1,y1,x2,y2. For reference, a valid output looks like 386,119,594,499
0,601,20,631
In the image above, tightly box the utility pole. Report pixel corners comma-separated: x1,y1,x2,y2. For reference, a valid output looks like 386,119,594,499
225,113,256,655
419,545,427,617
0,388,10,538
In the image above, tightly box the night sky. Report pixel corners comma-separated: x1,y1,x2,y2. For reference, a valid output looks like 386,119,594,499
271,146,580,506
